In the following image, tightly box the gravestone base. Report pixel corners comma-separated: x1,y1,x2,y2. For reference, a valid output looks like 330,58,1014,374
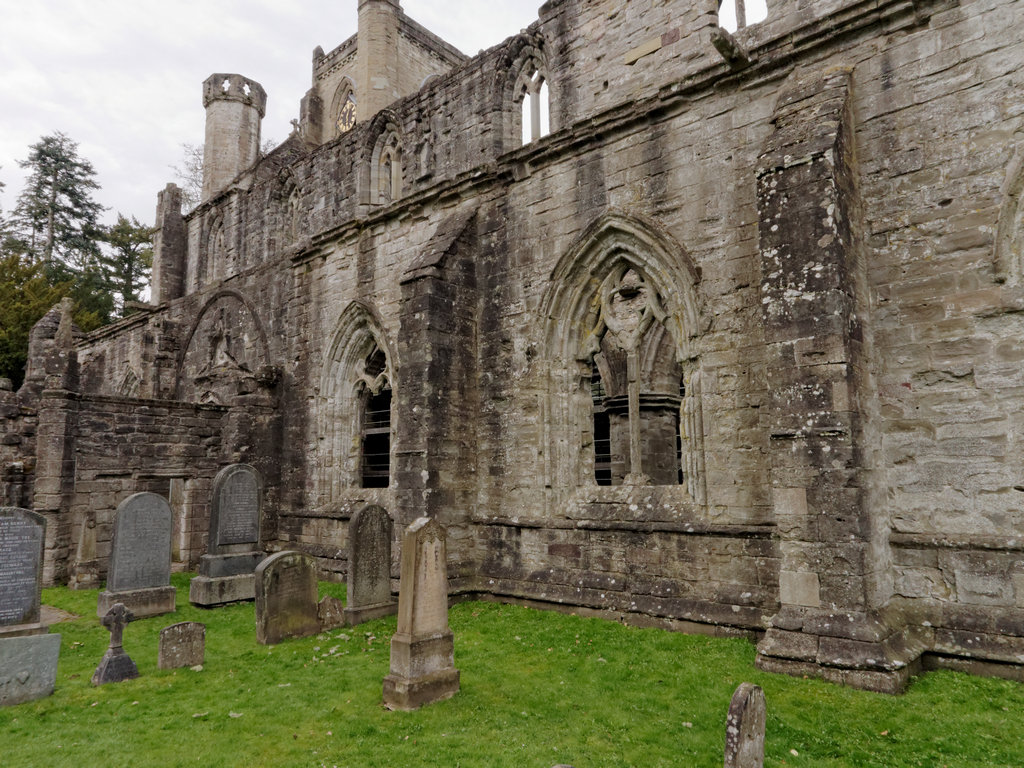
91,647,139,686
0,622,47,639
198,552,263,579
0,633,61,706
97,586,176,619
383,631,460,710
189,573,255,607
344,600,397,627
68,560,101,590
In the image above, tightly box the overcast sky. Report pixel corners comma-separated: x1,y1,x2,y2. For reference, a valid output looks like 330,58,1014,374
0,0,545,225
0,1,766,227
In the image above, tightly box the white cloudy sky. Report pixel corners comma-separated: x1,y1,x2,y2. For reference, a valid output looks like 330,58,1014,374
0,0,545,225
0,1,766,226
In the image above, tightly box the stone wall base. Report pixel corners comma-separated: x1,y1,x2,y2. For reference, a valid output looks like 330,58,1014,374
98,586,176,619
345,600,397,627
189,573,255,606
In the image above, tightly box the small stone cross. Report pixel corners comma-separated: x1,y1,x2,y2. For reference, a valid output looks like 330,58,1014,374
102,603,134,650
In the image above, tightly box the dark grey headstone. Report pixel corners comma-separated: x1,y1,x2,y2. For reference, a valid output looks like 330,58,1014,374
0,633,61,706
92,603,139,686
210,464,261,551
107,493,172,591
255,552,320,645
158,622,205,670
0,508,45,630
346,505,396,624
724,682,766,768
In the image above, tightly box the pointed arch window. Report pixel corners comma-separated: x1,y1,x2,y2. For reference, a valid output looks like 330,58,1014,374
370,130,402,205
359,345,392,488
585,266,686,486
516,63,550,146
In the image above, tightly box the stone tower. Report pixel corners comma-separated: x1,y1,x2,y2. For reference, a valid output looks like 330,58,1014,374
201,73,267,202
355,0,401,121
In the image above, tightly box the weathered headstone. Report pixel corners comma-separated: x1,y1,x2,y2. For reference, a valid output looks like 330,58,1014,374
724,682,766,768
0,507,46,637
255,551,321,645
318,595,346,631
382,517,459,710
0,633,62,707
190,464,264,607
345,505,397,625
158,622,206,669
97,493,175,618
92,603,139,685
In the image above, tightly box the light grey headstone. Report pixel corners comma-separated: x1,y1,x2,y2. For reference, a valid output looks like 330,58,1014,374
0,508,45,631
210,464,261,551
0,633,61,706
107,493,172,591
383,517,459,710
724,682,766,768
255,551,320,645
159,622,205,670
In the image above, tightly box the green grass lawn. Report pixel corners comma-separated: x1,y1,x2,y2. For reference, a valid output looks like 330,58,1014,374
2,573,1023,767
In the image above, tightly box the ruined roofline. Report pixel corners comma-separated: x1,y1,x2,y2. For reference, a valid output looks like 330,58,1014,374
314,8,467,82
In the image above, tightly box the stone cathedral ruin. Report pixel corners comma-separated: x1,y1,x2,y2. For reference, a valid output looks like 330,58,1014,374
2,0,1022,693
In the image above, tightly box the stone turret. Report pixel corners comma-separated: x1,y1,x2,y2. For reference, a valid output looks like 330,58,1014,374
356,0,401,121
201,74,267,202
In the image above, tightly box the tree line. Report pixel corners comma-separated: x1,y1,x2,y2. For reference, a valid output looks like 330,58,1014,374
0,132,153,388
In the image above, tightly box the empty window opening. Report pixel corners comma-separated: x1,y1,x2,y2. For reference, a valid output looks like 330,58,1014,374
718,0,769,33
361,386,392,488
591,362,612,486
520,69,551,146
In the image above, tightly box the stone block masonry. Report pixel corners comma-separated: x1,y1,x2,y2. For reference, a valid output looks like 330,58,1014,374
5,0,1024,691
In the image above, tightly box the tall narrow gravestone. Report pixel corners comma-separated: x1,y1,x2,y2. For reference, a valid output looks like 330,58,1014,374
0,508,46,637
382,517,459,710
345,505,397,626
724,682,766,768
98,493,176,618
255,551,321,644
190,464,263,607
0,507,61,707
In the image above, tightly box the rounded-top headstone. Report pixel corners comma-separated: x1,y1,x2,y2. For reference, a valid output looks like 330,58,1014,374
209,464,262,553
0,507,46,628
348,504,394,610
107,493,173,592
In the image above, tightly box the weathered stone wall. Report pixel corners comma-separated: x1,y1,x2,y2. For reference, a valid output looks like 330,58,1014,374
16,0,1023,688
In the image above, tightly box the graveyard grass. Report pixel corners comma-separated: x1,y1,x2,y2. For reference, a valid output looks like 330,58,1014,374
3,575,1023,768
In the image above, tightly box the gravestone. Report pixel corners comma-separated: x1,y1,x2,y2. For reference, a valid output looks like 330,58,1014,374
255,551,321,645
92,603,139,685
382,517,459,710
724,682,766,768
97,493,175,618
0,507,46,637
345,505,397,625
0,633,62,707
189,464,264,607
158,622,205,669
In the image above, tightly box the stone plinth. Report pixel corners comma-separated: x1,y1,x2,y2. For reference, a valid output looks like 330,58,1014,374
382,517,459,710
98,586,176,619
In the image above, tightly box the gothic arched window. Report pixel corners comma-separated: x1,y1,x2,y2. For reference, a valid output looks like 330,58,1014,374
516,63,550,146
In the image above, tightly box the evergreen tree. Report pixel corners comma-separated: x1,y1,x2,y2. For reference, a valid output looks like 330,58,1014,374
11,132,105,273
0,251,66,387
99,214,153,315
